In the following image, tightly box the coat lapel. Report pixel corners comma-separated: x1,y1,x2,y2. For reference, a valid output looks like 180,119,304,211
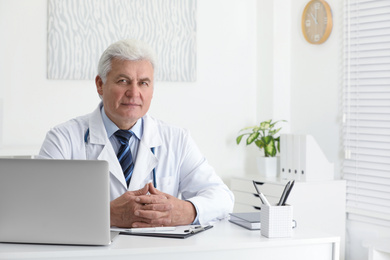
128,114,162,191
127,141,158,190
88,103,127,190
97,144,127,189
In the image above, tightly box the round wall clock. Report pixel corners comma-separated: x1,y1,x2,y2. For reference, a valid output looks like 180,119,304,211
301,0,333,44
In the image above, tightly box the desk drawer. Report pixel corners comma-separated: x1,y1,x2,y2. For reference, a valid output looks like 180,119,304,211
233,190,280,206
233,190,260,206
231,178,285,197
233,202,260,213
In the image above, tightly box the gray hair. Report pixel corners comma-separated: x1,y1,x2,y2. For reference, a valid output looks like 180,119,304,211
97,39,157,83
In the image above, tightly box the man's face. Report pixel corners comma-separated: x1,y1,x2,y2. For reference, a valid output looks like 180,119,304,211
96,58,154,130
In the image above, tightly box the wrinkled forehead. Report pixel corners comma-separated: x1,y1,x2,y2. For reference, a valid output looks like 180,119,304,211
108,58,154,79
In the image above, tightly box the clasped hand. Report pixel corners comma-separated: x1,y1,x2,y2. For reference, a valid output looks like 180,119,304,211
110,183,196,228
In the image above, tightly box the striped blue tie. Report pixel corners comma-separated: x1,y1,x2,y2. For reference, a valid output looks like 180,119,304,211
114,130,134,187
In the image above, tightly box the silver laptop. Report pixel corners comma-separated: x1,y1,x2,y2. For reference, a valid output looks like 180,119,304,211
0,158,114,245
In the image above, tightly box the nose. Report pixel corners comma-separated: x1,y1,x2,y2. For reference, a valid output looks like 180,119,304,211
125,83,139,97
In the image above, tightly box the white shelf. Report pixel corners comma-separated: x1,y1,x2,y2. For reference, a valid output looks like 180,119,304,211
231,175,346,260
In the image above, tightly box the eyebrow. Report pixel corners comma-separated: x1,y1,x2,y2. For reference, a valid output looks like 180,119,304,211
117,74,152,82
139,77,152,83
117,74,131,80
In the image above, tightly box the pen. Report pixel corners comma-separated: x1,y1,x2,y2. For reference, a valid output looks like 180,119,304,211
112,227,176,233
252,181,271,206
184,226,204,233
277,181,291,206
282,180,295,206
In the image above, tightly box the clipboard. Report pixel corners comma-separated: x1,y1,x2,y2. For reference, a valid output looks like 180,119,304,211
116,225,213,239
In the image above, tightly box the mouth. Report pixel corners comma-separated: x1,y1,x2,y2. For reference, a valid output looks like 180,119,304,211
121,102,140,107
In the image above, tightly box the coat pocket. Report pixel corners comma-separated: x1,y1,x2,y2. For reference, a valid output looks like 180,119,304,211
156,176,178,197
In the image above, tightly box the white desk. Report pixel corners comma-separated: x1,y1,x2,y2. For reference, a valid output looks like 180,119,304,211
0,220,340,260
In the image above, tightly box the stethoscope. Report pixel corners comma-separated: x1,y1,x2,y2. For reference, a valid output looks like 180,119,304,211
84,129,157,188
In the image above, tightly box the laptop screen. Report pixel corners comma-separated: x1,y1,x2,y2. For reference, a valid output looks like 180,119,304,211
0,158,111,245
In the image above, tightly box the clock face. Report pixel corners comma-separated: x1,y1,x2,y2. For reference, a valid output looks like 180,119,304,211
302,0,333,44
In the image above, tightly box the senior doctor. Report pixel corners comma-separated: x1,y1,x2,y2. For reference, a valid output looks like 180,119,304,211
39,39,234,228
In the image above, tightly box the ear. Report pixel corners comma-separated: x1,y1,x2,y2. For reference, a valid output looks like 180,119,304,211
95,75,104,96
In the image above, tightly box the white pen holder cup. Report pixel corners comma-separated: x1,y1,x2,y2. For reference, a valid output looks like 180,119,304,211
261,204,293,238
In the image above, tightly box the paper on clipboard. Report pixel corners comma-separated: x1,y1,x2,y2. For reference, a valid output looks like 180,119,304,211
111,226,176,233
113,225,213,239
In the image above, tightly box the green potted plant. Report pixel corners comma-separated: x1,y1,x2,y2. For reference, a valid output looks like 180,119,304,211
236,119,286,176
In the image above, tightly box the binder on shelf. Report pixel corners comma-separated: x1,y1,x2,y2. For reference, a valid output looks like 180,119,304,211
279,134,334,181
286,134,294,180
299,135,334,181
292,135,301,181
279,134,288,180
299,134,307,180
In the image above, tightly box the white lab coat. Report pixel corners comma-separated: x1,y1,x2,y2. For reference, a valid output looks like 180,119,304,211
39,103,234,224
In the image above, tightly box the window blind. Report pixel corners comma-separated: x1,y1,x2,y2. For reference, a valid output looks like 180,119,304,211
343,0,390,226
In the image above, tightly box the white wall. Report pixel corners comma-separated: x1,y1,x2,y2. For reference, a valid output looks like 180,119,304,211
257,0,343,178
0,0,258,183
290,0,344,180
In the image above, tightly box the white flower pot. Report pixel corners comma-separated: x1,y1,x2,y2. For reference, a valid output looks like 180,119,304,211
256,156,280,178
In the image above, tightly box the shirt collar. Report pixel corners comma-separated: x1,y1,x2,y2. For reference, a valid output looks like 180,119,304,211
101,106,143,140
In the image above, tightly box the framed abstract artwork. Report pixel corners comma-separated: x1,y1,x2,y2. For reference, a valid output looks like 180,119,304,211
47,0,197,81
